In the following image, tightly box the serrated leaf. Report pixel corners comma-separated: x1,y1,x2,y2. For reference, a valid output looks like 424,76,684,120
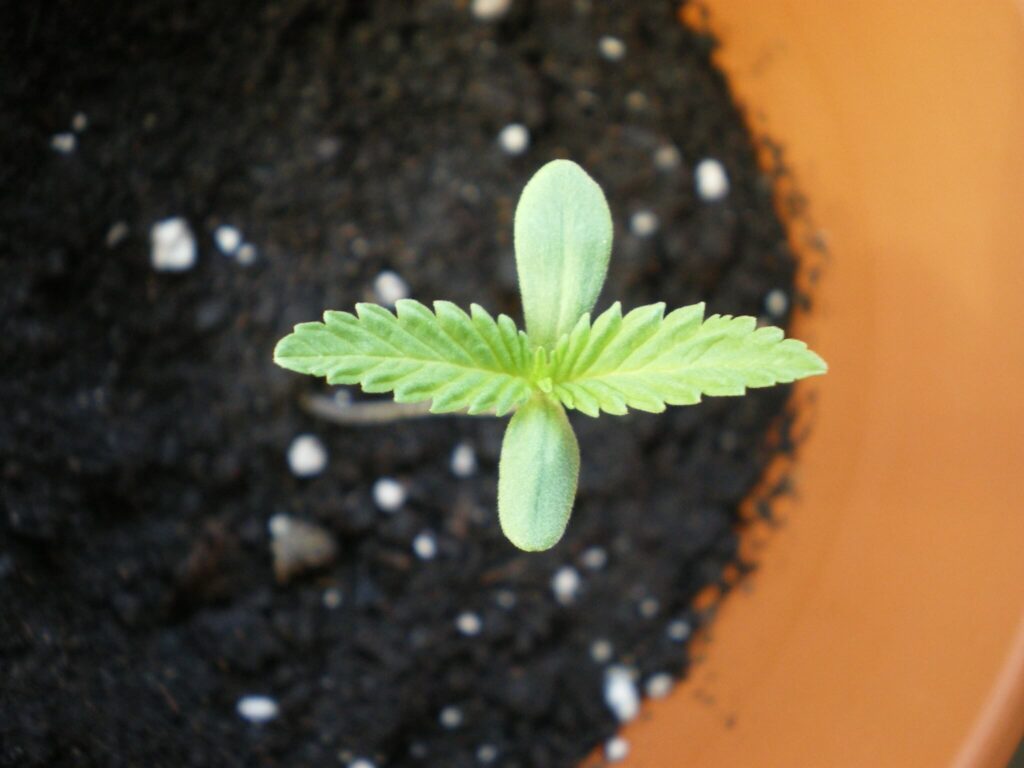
273,299,533,416
513,159,613,349
497,395,580,551
548,301,828,416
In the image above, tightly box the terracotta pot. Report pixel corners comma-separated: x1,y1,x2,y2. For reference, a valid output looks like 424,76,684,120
593,2,1024,765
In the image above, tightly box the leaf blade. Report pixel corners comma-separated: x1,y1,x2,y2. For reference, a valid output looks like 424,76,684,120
274,300,533,415
497,396,580,551
548,302,827,416
513,160,613,348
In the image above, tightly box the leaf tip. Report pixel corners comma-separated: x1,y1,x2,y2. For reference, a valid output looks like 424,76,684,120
271,334,292,368
272,329,312,373
806,349,829,375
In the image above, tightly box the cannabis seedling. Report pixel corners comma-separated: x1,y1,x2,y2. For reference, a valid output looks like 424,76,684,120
274,160,826,551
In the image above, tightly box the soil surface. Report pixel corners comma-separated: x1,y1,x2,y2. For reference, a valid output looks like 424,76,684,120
1,1,801,766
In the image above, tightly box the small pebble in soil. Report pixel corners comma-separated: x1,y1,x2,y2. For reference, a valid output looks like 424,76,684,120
286,434,328,478
150,217,197,272
455,611,483,637
350,236,370,259
268,513,337,583
605,736,630,763
408,743,429,760
71,112,89,132
213,224,242,256
236,694,279,724
497,123,530,156
495,589,517,610
476,744,499,764
598,35,626,62
654,143,682,171
315,136,341,160
105,221,129,248
50,132,76,154
347,758,376,768
575,89,598,109
603,665,640,722
667,619,692,642
412,531,438,560
234,242,257,265
372,269,409,306
629,210,659,238
638,596,660,619
372,477,406,513
764,288,789,318
590,638,614,664
645,672,674,699
551,565,581,605
322,587,343,610
718,429,739,452
625,90,648,112
439,705,464,729
695,157,730,201
470,0,512,22
580,546,608,570
450,441,477,477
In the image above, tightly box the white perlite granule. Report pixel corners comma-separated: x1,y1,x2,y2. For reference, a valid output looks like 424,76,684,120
654,144,682,170
551,565,581,605
629,210,659,238
645,672,674,699
235,243,258,268
286,434,327,477
322,587,343,609
214,225,242,256
150,217,196,272
439,705,463,729
598,35,626,62
605,736,630,762
603,665,640,722
590,638,613,664
412,531,438,560
470,0,511,21
450,442,477,478
236,695,279,723
497,123,530,156
638,596,660,619
372,477,406,512
667,619,692,642
695,157,730,201
765,288,789,318
476,743,499,763
50,132,76,154
580,546,607,570
235,242,257,265
373,270,409,306
455,611,483,637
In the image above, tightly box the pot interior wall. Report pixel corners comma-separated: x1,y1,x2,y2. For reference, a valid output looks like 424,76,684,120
610,2,1024,766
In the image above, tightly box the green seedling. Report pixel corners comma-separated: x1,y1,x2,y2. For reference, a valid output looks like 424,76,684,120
274,160,827,551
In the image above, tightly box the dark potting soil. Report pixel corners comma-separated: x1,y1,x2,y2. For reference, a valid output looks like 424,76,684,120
0,1,803,766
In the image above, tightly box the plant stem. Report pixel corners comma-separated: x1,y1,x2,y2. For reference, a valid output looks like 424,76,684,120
300,393,453,425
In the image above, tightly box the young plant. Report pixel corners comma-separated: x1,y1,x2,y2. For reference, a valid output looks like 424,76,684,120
274,160,827,551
